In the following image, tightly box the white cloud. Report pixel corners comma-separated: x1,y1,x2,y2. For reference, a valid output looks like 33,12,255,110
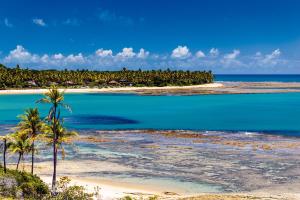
1,45,295,73
224,49,240,60
95,48,113,57
209,48,219,57
195,50,205,58
117,47,136,58
53,53,64,60
4,18,13,28
65,53,85,63
4,45,35,63
262,49,281,64
137,48,149,58
32,18,46,27
171,45,191,59
41,54,49,63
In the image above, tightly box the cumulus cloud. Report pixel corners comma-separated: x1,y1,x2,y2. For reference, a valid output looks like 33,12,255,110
261,49,281,65
4,45,37,63
95,48,113,57
65,53,85,63
53,53,64,60
195,50,205,58
1,45,295,73
4,18,13,28
117,47,136,58
224,49,240,60
32,18,46,27
171,46,191,59
137,48,149,58
209,48,219,57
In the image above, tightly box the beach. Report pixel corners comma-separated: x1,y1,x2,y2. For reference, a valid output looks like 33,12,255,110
0,83,223,95
13,129,300,200
1,83,300,199
2,81,300,95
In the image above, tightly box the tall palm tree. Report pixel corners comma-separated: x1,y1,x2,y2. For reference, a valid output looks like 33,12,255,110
36,87,71,195
9,132,31,171
43,120,77,160
0,135,12,173
17,108,44,174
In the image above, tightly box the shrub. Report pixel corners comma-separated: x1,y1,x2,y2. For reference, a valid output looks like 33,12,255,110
0,165,49,199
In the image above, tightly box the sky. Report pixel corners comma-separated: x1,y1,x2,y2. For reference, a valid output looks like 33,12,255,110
0,0,300,74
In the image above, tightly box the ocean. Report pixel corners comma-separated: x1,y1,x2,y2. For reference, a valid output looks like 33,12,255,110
0,92,300,136
215,74,300,82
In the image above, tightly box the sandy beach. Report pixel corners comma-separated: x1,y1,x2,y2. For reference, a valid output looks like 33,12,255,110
2,81,300,95
0,83,223,95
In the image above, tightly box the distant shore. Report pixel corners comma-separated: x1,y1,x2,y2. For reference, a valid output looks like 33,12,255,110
2,81,300,95
0,83,223,95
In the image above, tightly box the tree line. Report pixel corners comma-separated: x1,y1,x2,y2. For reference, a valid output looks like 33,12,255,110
0,64,214,89
0,87,77,196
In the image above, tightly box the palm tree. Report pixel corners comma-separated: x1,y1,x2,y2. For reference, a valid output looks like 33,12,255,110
43,120,77,160
0,135,12,173
9,132,31,171
17,108,44,174
37,87,71,195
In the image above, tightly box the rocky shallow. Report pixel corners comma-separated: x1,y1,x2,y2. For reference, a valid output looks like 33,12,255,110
1,127,300,196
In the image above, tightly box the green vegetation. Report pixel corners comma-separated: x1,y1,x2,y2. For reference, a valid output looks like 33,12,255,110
0,87,80,199
0,165,49,199
0,168,93,199
17,108,44,174
0,64,214,89
37,87,77,194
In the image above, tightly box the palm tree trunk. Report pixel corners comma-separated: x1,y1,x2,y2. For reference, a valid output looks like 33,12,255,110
3,139,7,173
51,139,57,195
16,152,21,170
22,154,25,171
51,105,58,196
31,141,34,174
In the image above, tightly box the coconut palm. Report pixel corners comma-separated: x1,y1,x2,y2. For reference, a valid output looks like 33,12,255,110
42,120,77,160
9,132,31,171
0,135,12,173
17,108,44,174
36,87,71,194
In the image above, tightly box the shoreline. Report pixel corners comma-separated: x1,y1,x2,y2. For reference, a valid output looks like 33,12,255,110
6,128,300,200
0,83,223,95
39,175,300,200
2,81,300,95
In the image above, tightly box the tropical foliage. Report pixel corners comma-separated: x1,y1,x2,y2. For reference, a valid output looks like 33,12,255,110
0,165,49,199
0,87,78,198
9,132,32,171
37,87,77,194
17,108,44,174
0,64,214,89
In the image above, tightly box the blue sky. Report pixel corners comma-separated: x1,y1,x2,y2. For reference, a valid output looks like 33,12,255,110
1,0,300,73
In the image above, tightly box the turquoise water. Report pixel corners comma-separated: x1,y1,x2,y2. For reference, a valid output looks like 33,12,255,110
0,93,300,136
215,74,300,82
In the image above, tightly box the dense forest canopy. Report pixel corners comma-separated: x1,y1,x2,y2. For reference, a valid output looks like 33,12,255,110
0,64,214,89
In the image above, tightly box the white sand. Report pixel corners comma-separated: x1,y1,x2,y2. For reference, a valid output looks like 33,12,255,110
0,83,223,95
41,176,163,200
